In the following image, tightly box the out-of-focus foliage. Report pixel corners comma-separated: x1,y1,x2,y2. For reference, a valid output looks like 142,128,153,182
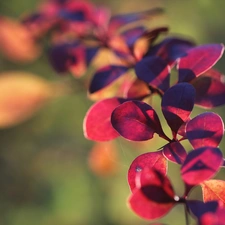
0,1,224,225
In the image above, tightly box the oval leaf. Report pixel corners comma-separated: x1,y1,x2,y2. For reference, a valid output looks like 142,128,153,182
128,168,176,220
89,65,129,94
201,180,225,207
191,69,225,108
181,147,223,185
186,112,224,149
163,141,187,164
135,56,170,92
178,44,224,82
161,83,195,133
111,100,168,141
83,97,126,141
128,151,167,192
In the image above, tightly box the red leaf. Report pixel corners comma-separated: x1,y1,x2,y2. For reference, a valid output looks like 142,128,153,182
128,151,167,192
111,100,168,141
186,112,224,148
178,44,224,82
83,97,125,141
201,180,225,207
181,147,223,185
161,83,195,134
191,68,225,108
128,168,176,220
163,141,187,164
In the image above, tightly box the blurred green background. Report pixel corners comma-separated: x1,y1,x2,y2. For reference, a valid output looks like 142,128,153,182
0,0,225,225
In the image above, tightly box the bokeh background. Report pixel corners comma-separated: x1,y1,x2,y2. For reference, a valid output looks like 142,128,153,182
0,0,225,225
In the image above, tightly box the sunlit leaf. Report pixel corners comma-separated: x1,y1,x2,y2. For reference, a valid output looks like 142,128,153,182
163,141,187,164
89,65,129,94
178,44,224,82
125,78,151,99
88,141,119,176
201,180,225,207
161,83,195,133
135,56,170,92
83,97,125,141
128,151,167,191
186,112,224,148
181,147,223,185
0,71,52,128
128,168,176,220
0,17,41,62
191,69,225,108
111,100,169,141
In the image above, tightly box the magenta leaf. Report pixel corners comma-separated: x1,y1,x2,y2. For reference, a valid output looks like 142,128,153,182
181,147,223,185
135,56,171,92
163,141,187,164
178,44,224,82
128,151,167,192
83,97,126,141
191,69,225,108
128,168,176,220
89,65,129,94
111,100,169,141
161,83,195,134
186,112,224,149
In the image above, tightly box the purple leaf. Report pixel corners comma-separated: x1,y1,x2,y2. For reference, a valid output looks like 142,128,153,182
128,168,176,220
147,37,195,65
191,69,225,108
89,65,129,94
83,97,126,141
187,200,219,219
111,100,169,141
178,44,224,82
186,112,224,148
163,141,187,164
128,151,167,192
135,56,171,92
161,83,195,134
181,147,223,185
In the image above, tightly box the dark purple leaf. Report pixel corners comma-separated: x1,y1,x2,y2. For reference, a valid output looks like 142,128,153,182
161,83,195,134
181,147,223,185
147,37,195,65
128,168,176,220
178,44,224,82
128,151,167,192
83,97,126,141
163,141,187,164
135,56,170,92
111,100,169,141
89,65,129,94
48,42,80,73
187,200,219,219
186,112,224,149
191,69,225,108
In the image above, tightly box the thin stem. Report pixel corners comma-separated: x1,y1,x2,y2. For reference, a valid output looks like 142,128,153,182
184,204,190,225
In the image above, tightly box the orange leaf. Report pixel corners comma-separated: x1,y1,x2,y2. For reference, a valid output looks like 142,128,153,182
88,142,119,176
201,179,225,207
0,71,52,128
0,17,41,63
